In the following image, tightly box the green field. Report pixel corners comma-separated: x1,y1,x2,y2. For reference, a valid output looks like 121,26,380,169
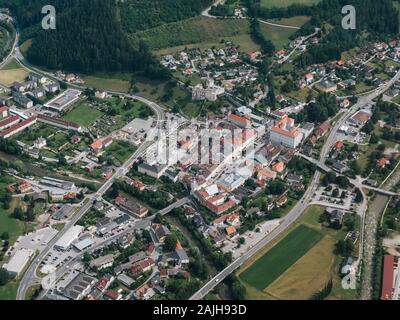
62,102,104,127
260,0,321,8
260,23,297,49
106,140,137,163
269,16,310,27
129,16,259,53
0,281,18,300
240,224,323,290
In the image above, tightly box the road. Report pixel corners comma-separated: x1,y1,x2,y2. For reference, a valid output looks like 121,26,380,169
10,19,169,298
201,0,301,30
190,69,400,300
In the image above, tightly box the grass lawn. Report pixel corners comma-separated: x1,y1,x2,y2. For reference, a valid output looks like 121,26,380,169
106,140,137,163
83,73,132,93
260,23,296,50
239,224,323,290
20,39,33,56
269,16,311,27
0,281,18,300
62,102,104,127
260,0,321,9
1,58,23,70
392,95,400,105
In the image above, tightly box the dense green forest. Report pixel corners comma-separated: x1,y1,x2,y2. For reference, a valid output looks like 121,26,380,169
118,0,212,33
0,0,211,76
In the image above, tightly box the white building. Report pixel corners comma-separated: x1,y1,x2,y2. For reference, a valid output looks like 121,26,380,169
54,225,84,250
4,248,34,277
33,137,47,149
269,115,303,148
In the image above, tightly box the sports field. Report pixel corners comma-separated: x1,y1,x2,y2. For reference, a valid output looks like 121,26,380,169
260,0,321,9
240,224,323,290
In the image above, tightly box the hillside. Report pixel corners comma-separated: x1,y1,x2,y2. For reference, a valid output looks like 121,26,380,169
0,0,211,76
118,0,212,33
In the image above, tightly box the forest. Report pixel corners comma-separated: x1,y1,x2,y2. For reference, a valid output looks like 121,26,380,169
0,0,191,77
118,0,212,33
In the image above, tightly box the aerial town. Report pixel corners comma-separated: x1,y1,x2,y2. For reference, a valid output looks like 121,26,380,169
0,0,400,304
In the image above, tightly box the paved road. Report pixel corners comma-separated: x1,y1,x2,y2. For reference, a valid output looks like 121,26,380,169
190,69,400,300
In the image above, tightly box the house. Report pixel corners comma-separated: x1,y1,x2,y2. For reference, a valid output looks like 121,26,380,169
271,161,285,173
276,194,288,207
90,254,114,270
71,135,81,144
381,255,395,300
115,195,148,219
103,290,122,300
18,180,32,193
225,226,237,237
341,98,351,108
331,160,347,174
12,92,33,109
350,110,372,126
326,208,345,228
170,241,189,266
151,224,171,243
33,137,47,149
314,80,337,93
377,157,390,169
304,73,314,85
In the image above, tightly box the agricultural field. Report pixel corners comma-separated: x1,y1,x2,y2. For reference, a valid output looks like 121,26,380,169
260,0,321,9
62,101,104,127
238,205,359,300
129,17,259,53
240,224,323,290
0,58,29,86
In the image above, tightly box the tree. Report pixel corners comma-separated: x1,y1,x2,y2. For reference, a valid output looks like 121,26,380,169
355,188,363,203
0,268,10,286
0,232,9,240
336,176,350,189
335,239,354,256
164,234,178,252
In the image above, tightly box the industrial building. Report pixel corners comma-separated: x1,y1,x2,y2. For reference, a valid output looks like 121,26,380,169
54,225,84,251
4,248,34,277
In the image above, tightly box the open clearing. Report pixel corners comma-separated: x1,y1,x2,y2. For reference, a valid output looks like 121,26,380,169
268,15,311,27
0,59,28,86
239,224,323,291
266,235,335,299
62,102,104,127
260,23,297,50
260,0,321,9
130,16,259,53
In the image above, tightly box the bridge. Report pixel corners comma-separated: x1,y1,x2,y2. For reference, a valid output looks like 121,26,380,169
297,153,399,197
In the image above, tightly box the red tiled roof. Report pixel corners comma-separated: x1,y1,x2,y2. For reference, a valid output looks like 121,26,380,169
381,255,395,300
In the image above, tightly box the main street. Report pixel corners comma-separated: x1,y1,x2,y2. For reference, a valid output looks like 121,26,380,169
190,69,400,300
